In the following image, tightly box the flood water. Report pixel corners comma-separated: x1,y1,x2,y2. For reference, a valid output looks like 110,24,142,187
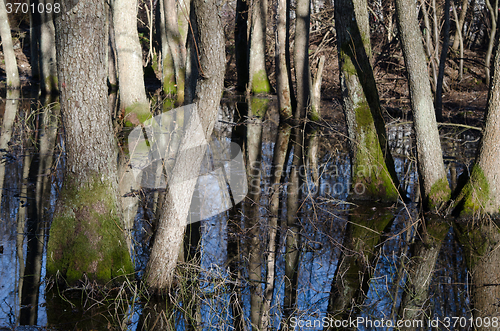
0,94,481,330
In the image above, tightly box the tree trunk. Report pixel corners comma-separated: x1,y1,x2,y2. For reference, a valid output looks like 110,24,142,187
451,0,469,51
395,0,451,210
484,0,498,85
435,0,450,121
453,32,500,217
145,0,225,290
0,0,20,89
248,0,272,93
294,0,311,119
235,0,249,92
39,4,58,93
335,0,399,202
112,0,149,120
47,0,133,285
163,0,186,104
275,0,293,119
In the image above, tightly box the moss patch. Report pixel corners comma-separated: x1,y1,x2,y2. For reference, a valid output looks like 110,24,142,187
453,164,490,218
250,97,269,118
124,102,151,126
47,178,134,286
251,70,272,94
427,177,451,211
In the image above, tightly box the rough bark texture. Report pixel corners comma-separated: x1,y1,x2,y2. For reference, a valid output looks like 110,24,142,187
454,34,500,217
145,0,225,290
0,0,20,89
112,0,149,119
47,0,133,285
248,0,271,93
335,0,399,202
395,0,450,210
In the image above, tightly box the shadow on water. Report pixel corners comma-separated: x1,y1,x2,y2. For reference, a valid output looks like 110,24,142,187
0,94,480,330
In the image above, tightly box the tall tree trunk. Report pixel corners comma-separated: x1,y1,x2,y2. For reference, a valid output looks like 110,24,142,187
435,0,450,121
163,0,186,104
0,0,20,89
335,0,399,202
294,0,311,119
453,33,500,217
39,4,58,93
484,0,498,86
395,0,451,210
452,0,469,51
145,0,225,290
248,0,272,93
47,0,133,285
112,0,149,121
275,0,293,119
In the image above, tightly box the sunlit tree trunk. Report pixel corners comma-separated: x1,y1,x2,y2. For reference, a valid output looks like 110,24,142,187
47,0,133,285
248,0,272,93
112,0,149,121
452,0,469,51
145,0,225,290
276,0,292,119
395,0,451,210
484,0,498,85
39,5,58,93
335,0,399,202
0,0,20,89
435,0,450,121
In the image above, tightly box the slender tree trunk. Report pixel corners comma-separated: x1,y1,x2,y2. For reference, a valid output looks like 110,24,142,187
112,0,149,121
452,4,464,81
275,0,293,119
39,4,58,93
47,0,133,285
163,0,186,104
419,0,438,92
335,0,399,202
145,0,225,290
0,0,20,89
452,0,469,51
248,0,272,93
484,0,498,85
395,0,451,210
294,0,311,119
311,55,325,121
435,0,450,121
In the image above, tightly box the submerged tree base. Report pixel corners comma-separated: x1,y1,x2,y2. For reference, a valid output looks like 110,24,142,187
47,178,134,286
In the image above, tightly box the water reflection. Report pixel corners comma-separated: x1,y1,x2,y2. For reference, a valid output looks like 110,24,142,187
0,95,482,330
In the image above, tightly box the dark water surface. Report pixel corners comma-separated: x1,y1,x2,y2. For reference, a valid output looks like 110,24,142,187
0,95,480,330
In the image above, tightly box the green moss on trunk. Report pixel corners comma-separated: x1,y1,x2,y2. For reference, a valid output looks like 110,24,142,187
251,70,272,94
454,165,489,218
428,177,451,211
124,102,152,126
47,178,134,285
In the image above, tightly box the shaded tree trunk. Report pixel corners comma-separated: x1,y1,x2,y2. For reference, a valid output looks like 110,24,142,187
47,0,133,285
145,0,225,290
335,0,399,202
435,0,450,121
395,0,451,210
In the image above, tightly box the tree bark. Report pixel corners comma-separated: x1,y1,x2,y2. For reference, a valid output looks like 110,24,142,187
39,3,58,93
395,0,451,210
145,0,225,290
275,0,293,119
484,0,498,85
453,32,500,217
47,0,133,285
294,0,311,119
435,0,450,121
0,0,20,89
248,0,272,93
112,0,149,120
335,0,399,202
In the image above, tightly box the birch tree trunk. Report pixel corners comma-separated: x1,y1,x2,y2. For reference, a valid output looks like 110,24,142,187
47,0,133,285
0,0,20,89
395,0,451,210
145,0,225,290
